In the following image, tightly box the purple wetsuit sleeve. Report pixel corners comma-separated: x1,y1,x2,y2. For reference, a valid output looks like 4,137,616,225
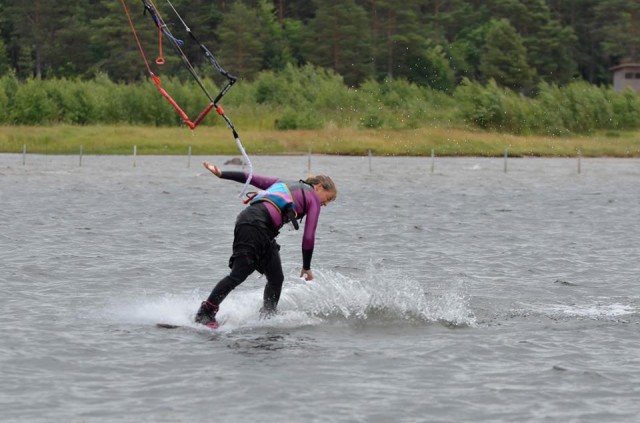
220,171,279,190
301,191,321,269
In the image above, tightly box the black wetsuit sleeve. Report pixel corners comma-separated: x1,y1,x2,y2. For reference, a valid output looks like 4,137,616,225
302,248,313,270
220,171,247,183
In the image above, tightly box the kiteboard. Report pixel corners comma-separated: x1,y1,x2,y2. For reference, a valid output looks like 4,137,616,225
156,323,182,329
156,322,219,330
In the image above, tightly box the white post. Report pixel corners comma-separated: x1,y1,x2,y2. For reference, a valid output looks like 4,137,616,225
22,144,26,166
79,145,83,167
188,146,192,168
368,149,372,172
430,149,435,173
577,149,581,174
503,149,508,173
133,145,137,168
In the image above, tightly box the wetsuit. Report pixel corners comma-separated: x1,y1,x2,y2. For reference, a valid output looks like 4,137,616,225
205,171,322,313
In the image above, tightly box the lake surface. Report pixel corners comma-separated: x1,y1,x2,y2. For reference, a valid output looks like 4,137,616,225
1,153,639,422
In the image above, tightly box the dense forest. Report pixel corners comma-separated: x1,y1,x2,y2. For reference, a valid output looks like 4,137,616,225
0,0,638,88
1,0,639,136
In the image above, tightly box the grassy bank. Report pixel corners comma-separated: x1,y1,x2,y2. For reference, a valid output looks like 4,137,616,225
1,125,639,157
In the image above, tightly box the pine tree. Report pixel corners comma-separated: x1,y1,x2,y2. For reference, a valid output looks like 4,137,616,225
0,37,9,76
526,17,577,84
486,0,577,85
362,0,433,82
161,0,224,67
548,0,607,83
594,0,640,63
217,1,267,80
304,0,372,86
480,18,534,89
5,1,48,78
92,0,155,81
256,0,293,71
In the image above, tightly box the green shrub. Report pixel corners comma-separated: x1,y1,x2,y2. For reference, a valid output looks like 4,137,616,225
44,78,97,124
0,84,7,123
0,72,16,123
533,83,570,135
455,78,506,130
254,63,345,108
9,78,58,124
359,110,385,129
609,88,640,130
454,78,638,135
3,68,636,136
275,106,323,130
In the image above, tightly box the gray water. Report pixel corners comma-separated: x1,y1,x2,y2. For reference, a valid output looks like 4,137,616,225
1,153,639,422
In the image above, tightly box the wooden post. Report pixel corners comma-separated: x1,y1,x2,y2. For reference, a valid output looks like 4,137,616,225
187,146,192,168
133,145,137,167
503,149,508,173
577,149,581,174
22,144,26,166
79,145,83,167
430,149,435,173
368,149,372,172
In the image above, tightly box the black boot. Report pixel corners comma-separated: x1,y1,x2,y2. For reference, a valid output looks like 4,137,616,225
195,301,219,328
259,306,277,319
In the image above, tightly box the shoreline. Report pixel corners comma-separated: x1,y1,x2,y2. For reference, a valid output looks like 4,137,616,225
1,125,639,158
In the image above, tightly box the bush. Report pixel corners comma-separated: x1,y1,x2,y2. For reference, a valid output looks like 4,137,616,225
91,74,131,124
44,78,96,124
609,88,640,130
9,78,59,124
0,85,7,123
275,106,323,130
359,110,385,129
0,72,16,123
455,78,507,130
3,69,637,135
254,63,345,108
454,78,640,135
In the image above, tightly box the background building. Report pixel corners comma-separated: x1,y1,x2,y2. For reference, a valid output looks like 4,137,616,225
611,63,640,92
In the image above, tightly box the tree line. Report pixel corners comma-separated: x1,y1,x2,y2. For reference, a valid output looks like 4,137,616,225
0,0,638,90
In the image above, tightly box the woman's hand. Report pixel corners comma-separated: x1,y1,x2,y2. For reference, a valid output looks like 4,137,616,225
203,161,222,177
300,268,314,282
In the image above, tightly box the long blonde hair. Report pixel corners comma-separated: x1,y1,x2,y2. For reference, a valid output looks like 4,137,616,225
304,175,337,199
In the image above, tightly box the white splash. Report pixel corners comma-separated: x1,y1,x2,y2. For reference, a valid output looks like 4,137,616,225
543,302,636,319
280,266,476,326
101,266,476,330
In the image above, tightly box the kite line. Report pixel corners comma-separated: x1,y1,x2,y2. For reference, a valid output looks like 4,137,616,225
120,0,253,196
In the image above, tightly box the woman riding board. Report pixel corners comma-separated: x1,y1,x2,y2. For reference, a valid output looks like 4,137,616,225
195,161,337,328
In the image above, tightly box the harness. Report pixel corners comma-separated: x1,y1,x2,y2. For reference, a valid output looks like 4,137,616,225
246,181,313,230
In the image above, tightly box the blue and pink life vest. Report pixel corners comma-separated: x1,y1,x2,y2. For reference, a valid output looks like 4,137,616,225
249,182,304,229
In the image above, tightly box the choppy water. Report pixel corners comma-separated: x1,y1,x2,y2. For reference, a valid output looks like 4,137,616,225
1,153,639,422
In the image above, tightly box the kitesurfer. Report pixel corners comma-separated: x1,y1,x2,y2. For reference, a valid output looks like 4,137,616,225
195,161,337,328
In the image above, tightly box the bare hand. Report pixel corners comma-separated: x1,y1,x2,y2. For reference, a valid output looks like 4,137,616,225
300,269,314,281
203,161,222,177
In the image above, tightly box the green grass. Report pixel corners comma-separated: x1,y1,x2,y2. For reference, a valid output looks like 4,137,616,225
1,124,640,157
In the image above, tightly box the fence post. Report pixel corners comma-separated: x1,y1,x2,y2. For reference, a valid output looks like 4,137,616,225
133,145,137,168
79,145,83,167
577,149,581,174
503,149,508,173
368,149,372,172
430,149,435,173
188,146,192,168
22,144,26,166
